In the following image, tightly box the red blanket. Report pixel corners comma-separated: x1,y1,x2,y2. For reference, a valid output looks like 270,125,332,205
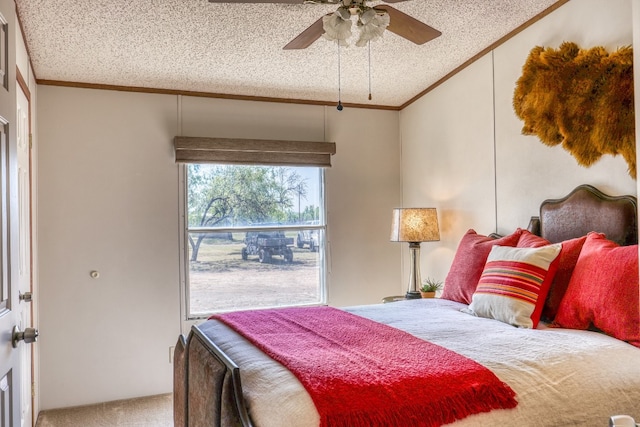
213,306,517,427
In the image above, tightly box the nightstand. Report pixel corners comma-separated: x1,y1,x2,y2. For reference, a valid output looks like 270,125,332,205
382,295,407,303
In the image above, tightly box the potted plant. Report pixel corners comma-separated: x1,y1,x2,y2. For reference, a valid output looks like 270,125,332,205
420,278,442,298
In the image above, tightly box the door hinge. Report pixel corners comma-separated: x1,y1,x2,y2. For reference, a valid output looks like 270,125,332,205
31,382,35,398
29,134,32,149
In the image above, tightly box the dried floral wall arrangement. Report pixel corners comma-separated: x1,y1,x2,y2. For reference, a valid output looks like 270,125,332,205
513,42,635,178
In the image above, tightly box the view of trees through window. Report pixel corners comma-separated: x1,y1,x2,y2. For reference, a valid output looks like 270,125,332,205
186,164,325,316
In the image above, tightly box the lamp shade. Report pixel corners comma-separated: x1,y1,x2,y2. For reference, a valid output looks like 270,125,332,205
390,208,440,242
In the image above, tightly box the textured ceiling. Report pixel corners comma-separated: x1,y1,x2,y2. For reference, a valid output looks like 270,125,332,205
16,0,562,108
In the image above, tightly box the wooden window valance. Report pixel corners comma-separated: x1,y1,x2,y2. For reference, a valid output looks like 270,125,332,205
174,136,337,167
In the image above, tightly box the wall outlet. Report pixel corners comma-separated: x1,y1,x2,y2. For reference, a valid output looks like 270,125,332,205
169,346,175,364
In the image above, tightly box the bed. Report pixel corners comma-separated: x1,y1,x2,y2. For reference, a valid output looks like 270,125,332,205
174,184,640,426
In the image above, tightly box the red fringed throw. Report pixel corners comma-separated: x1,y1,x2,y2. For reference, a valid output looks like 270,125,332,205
213,306,517,427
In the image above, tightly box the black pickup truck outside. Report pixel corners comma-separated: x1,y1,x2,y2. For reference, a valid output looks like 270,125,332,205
241,231,294,263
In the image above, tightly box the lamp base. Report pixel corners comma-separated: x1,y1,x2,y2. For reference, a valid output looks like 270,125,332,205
405,291,422,300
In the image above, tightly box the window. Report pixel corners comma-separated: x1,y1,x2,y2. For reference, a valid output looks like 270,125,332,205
182,164,326,317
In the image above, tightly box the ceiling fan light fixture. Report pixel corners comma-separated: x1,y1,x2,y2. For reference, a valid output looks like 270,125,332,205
356,10,389,46
336,6,351,20
322,1,389,47
358,8,376,25
322,8,352,44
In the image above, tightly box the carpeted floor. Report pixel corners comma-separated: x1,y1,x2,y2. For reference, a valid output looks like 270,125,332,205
35,393,173,427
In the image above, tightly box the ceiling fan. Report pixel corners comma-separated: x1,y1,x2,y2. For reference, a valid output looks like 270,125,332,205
208,0,442,50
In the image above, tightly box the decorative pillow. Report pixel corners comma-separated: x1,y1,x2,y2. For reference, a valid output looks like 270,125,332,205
517,230,588,322
441,229,523,305
464,244,561,328
517,229,551,248
553,233,640,348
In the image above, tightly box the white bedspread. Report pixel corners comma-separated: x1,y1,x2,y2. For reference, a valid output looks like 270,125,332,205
202,298,640,426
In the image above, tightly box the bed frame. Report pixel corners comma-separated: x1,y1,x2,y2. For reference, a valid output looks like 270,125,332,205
174,322,253,427
173,184,637,427
528,184,637,245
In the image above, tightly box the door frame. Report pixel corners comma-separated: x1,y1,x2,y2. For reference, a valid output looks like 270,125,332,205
15,67,34,427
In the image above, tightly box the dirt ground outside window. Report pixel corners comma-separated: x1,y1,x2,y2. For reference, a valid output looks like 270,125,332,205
188,237,322,315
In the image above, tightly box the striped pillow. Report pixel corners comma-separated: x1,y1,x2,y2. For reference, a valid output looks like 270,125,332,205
464,244,561,328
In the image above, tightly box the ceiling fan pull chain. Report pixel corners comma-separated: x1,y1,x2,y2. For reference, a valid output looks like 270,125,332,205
368,41,372,101
337,42,343,111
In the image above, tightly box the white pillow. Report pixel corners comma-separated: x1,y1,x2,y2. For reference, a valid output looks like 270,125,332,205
463,244,561,328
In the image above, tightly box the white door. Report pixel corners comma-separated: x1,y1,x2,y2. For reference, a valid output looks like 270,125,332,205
0,1,25,426
16,82,32,427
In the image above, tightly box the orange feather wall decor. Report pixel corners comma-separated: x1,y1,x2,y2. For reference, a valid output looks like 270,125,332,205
513,42,635,178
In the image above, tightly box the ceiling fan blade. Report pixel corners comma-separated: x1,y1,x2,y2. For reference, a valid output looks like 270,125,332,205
374,5,441,45
283,16,326,50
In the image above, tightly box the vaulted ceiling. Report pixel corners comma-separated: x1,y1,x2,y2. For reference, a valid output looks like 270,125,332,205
16,0,565,109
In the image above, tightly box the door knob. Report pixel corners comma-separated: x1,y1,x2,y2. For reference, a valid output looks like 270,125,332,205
19,291,32,303
12,326,38,348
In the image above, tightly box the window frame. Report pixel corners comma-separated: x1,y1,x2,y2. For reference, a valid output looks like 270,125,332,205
178,163,328,322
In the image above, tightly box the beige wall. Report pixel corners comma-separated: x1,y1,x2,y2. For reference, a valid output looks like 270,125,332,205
399,0,635,287
37,89,181,409
323,107,405,303
399,54,497,283
36,87,401,409
493,0,635,231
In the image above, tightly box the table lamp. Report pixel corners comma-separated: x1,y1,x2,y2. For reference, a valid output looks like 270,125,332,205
390,208,440,299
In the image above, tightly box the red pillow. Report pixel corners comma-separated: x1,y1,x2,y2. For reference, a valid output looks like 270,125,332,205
441,229,522,304
517,230,588,322
517,229,551,248
554,233,640,348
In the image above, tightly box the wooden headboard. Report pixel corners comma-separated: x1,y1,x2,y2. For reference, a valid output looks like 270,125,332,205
528,184,638,246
